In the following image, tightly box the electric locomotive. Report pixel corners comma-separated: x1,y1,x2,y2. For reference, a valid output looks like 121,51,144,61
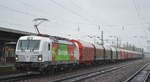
15,35,79,71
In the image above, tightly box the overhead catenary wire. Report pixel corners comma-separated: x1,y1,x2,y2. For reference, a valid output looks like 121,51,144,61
0,4,37,17
69,0,96,22
16,0,56,20
0,0,149,30
0,1,94,29
17,0,99,26
0,2,147,30
48,0,92,22
17,0,92,25
1,0,148,28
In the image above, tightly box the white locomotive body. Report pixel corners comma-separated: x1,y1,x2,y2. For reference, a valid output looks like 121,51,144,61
15,35,79,71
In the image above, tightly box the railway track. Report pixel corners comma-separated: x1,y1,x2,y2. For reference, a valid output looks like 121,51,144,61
124,63,150,82
0,59,147,82
51,66,126,82
0,71,40,82
51,60,145,82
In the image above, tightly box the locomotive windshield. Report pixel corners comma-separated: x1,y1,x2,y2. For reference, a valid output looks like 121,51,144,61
17,40,40,50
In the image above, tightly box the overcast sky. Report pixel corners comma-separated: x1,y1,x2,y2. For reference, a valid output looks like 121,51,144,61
0,0,150,51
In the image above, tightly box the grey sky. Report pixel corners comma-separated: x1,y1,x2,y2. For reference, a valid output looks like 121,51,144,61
0,0,150,51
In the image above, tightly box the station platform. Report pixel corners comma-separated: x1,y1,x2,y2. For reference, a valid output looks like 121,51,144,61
0,63,16,74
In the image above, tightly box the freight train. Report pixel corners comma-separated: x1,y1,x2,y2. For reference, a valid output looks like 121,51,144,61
15,34,144,71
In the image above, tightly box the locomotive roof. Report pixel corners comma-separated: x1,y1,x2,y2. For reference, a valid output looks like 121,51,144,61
19,35,49,40
37,34,69,40
19,35,74,46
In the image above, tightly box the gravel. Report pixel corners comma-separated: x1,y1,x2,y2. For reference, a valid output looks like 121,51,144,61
17,58,149,82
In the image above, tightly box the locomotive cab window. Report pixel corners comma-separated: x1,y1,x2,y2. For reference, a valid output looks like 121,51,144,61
17,40,40,50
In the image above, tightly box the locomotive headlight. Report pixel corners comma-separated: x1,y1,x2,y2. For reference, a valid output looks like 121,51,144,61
16,55,18,61
38,55,42,61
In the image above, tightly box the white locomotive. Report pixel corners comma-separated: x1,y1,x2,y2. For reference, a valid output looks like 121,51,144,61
15,35,79,71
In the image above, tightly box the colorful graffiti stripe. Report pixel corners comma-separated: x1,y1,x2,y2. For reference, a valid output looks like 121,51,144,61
51,43,76,61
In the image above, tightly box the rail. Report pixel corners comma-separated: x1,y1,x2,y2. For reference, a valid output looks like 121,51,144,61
0,71,40,82
51,64,131,82
124,63,150,82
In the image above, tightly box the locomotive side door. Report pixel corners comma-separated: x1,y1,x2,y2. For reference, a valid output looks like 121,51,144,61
41,41,50,62
48,42,51,61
